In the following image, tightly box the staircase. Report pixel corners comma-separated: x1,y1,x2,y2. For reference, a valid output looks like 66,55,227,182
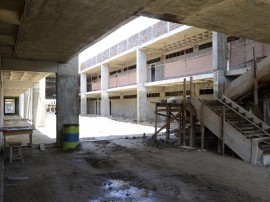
190,95,270,165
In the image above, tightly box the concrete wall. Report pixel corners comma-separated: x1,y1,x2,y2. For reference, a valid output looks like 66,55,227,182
111,99,137,119
86,81,214,121
87,100,96,114
229,39,270,70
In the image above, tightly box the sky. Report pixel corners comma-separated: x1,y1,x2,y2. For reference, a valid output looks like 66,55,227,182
79,17,159,64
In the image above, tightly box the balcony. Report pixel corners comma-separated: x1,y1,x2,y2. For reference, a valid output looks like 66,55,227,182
109,71,136,89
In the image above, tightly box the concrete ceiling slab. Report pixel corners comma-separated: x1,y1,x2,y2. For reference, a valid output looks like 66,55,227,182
0,0,269,64
2,70,49,96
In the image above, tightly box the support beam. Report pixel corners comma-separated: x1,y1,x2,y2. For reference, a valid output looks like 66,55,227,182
101,64,109,117
136,49,147,123
56,56,79,147
1,58,57,73
213,32,227,99
80,73,87,115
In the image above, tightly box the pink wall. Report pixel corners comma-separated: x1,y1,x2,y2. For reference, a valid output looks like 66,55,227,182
164,53,213,79
109,71,136,88
229,41,270,69
91,82,101,91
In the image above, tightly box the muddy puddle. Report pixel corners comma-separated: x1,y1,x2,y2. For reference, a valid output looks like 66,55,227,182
91,179,156,202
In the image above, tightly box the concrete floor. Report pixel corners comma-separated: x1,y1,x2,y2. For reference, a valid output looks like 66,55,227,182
3,114,270,201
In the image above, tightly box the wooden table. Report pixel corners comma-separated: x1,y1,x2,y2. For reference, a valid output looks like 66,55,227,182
0,126,33,148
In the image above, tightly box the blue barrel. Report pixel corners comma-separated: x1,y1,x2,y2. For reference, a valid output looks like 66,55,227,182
63,124,79,150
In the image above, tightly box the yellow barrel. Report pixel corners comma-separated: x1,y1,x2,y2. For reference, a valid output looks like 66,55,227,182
63,124,79,150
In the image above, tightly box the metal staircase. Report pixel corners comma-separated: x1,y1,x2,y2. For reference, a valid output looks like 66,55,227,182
190,95,270,165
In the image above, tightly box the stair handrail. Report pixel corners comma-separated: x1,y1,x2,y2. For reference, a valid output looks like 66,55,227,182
195,97,270,144
222,95,270,129
217,99,270,145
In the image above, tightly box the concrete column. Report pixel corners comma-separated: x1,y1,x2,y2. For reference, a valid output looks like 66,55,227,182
80,73,87,115
101,64,109,116
213,32,227,99
136,49,147,122
56,56,79,146
19,93,24,118
32,78,46,128
0,55,4,150
24,89,32,120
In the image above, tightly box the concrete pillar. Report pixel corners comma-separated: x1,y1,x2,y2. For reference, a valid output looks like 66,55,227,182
32,78,46,128
101,64,109,116
213,32,227,99
0,55,4,150
136,49,147,122
56,56,79,147
19,93,24,118
80,73,87,115
24,89,32,120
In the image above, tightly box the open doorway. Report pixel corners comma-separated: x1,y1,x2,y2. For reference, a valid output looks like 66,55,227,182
150,64,156,82
2,71,57,148
4,98,18,115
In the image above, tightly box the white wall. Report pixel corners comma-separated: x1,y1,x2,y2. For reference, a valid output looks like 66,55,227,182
111,99,137,119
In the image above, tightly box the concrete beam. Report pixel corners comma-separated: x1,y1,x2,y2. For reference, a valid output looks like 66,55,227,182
1,58,57,73
0,8,20,25
4,89,26,96
0,34,15,46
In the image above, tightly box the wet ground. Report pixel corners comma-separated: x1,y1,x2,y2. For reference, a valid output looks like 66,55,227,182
4,136,270,202
3,114,270,201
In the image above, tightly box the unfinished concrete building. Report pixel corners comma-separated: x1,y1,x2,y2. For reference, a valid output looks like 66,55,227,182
1,0,270,201
80,20,270,165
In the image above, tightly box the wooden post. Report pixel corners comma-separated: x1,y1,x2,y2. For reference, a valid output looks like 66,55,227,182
154,103,158,138
201,104,205,150
166,105,170,141
253,47,259,117
189,113,194,147
221,106,225,156
183,79,186,146
178,105,183,144
183,78,186,104
190,77,193,99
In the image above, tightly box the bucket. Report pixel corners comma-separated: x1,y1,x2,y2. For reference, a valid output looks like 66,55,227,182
63,124,79,150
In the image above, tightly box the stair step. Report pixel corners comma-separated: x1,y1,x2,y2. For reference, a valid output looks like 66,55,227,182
240,127,258,131
259,144,270,150
246,134,269,139
229,120,250,125
249,136,270,141
234,123,254,127
243,130,262,134
225,113,240,117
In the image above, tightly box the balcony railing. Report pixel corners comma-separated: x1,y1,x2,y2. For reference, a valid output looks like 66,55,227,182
80,21,182,72
109,71,136,89
91,81,101,91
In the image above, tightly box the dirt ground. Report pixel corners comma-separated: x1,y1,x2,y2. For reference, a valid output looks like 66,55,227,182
3,114,270,202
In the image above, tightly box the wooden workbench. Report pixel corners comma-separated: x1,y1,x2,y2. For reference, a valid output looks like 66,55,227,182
0,126,33,148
